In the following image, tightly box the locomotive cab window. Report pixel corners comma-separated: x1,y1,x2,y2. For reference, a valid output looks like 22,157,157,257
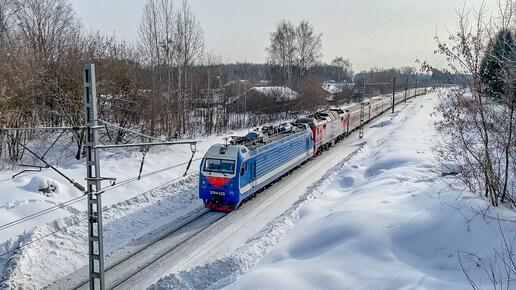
204,158,235,174
240,161,247,176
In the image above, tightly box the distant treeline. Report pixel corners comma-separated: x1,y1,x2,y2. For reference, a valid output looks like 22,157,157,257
221,63,469,87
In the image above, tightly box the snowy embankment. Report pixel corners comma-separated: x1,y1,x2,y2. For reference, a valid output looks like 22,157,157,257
0,130,237,288
224,93,516,289
0,116,300,288
152,92,516,289
0,168,204,288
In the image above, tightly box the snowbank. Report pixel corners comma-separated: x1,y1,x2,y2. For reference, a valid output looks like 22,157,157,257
1,175,201,289
219,93,516,289
0,122,294,288
24,176,63,195
152,92,516,289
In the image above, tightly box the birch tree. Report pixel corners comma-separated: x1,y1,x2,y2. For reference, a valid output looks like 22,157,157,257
267,20,296,86
138,0,176,137
295,20,322,80
0,0,12,43
267,20,322,86
331,56,354,81
139,0,175,67
175,0,204,135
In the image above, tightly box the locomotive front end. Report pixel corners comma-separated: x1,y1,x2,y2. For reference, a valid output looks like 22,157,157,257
199,145,241,211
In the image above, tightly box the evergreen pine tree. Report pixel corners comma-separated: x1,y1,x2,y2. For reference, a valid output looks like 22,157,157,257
480,30,516,98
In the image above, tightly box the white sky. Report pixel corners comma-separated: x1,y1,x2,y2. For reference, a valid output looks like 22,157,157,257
72,0,493,72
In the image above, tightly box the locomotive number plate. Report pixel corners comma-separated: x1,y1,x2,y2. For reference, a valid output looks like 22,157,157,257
210,190,225,196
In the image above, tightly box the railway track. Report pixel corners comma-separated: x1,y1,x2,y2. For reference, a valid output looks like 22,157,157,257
102,210,226,290
45,209,226,290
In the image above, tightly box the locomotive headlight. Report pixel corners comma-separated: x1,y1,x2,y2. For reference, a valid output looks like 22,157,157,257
202,180,206,184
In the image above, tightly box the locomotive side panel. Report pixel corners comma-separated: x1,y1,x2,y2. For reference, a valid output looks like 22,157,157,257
240,131,313,201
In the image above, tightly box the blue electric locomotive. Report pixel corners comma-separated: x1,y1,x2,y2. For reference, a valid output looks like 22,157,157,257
199,123,314,211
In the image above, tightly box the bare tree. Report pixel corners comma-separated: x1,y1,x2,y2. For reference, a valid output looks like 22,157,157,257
175,0,204,135
139,0,161,67
423,1,516,207
138,0,176,137
267,20,296,86
330,56,354,81
160,0,176,91
139,0,175,67
13,0,81,63
0,0,13,44
295,20,322,80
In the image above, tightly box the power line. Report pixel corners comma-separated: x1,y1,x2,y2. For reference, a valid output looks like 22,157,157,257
2,131,85,192
0,171,199,258
0,158,85,184
97,120,167,143
99,159,202,194
100,171,199,199
0,159,202,232
0,196,86,232
0,217,87,258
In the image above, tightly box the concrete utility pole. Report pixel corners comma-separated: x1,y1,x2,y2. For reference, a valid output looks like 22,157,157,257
359,81,390,139
359,82,366,139
83,64,105,290
404,78,408,103
392,77,396,113
415,78,418,98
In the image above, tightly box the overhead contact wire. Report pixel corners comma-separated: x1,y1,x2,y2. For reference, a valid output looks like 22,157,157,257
0,171,199,258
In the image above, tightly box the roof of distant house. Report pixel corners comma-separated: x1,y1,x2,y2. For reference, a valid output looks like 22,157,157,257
248,86,299,102
321,80,354,94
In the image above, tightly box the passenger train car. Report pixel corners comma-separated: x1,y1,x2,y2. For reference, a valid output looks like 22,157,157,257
199,89,424,211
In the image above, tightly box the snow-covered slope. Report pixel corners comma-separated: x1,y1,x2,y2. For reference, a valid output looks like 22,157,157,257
0,130,246,288
3,90,513,289
0,120,296,288
218,92,516,289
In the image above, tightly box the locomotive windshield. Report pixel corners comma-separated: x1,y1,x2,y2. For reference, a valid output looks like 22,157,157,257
204,158,236,174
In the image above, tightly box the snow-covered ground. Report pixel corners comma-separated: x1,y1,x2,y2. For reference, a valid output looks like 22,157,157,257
147,91,516,289
0,94,361,288
249,86,299,101
0,128,250,288
214,91,516,289
3,89,513,289
321,80,354,94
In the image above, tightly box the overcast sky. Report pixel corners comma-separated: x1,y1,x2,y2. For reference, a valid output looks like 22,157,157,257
72,0,492,72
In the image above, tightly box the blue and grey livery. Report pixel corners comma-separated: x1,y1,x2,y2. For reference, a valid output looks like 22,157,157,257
199,123,313,211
